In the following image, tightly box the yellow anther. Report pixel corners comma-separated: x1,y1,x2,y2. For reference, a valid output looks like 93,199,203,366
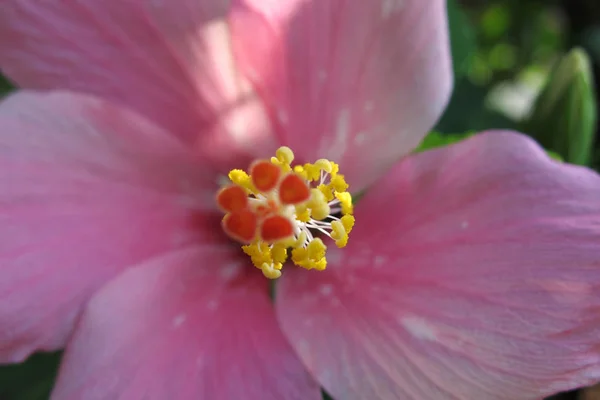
314,258,327,270
311,204,331,220
276,146,295,165
291,246,308,264
341,215,355,235
242,242,271,268
335,191,353,215
271,244,288,264
295,206,311,223
270,157,292,172
261,262,282,279
291,243,327,271
303,163,321,181
330,220,349,248
228,169,248,184
314,159,333,173
308,188,328,210
318,184,335,202
330,162,340,176
307,238,326,260
293,165,308,180
331,174,349,193
292,247,327,270
243,241,286,279
228,169,257,193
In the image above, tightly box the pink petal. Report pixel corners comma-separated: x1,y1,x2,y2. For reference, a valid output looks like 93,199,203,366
0,1,277,169
229,0,453,191
51,247,321,400
0,90,220,362
276,131,600,399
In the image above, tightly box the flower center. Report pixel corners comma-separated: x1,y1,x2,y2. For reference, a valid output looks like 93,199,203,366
216,146,355,279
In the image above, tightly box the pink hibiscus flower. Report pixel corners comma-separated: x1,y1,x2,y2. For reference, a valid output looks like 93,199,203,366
1,1,600,399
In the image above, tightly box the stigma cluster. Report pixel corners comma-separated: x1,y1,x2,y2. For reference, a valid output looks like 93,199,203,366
216,146,355,279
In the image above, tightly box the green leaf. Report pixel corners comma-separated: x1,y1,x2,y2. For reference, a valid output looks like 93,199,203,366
0,74,14,95
447,0,477,77
0,352,61,400
546,150,564,162
416,132,564,162
415,131,475,153
522,48,597,166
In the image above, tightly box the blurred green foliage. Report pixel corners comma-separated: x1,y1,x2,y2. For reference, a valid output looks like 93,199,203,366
416,131,564,162
437,0,599,172
0,75,12,94
524,48,597,165
0,352,61,399
448,0,477,76
416,131,475,151
437,0,567,135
